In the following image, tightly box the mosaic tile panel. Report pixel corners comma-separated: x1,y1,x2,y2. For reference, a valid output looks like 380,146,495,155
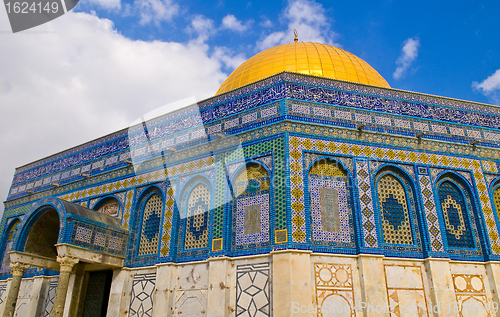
378,175,413,245
60,155,215,203
470,165,500,254
185,184,210,250
42,279,58,317
417,173,444,252
138,194,162,256
70,220,127,256
213,153,227,240
384,265,429,317
438,181,475,249
356,160,378,248
314,263,355,317
482,161,498,173
0,204,30,238
452,274,493,316
1,219,20,271
235,194,270,247
122,190,135,230
160,185,176,257
12,70,500,193
128,273,156,317
96,198,120,217
236,263,271,317
224,137,286,233
309,176,353,247
288,136,500,254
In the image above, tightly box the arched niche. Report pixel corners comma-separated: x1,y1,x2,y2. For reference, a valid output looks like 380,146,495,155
93,196,121,217
306,157,355,249
23,208,60,259
230,162,271,250
0,219,21,269
373,165,423,255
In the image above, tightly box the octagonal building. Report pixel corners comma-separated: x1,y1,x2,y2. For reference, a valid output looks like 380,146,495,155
1,41,500,317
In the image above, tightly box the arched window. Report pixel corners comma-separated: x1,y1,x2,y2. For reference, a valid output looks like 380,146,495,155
308,159,353,247
438,180,475,249
184,183,211,250
138,193,163,256
1,219,20,268
377,174,414,245
94,197,120,217
232,162,270,249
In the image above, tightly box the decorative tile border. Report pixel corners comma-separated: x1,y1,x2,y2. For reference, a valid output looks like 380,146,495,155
417,173,444,252
160,185,176,257
288,135,500,254
355,160,378,248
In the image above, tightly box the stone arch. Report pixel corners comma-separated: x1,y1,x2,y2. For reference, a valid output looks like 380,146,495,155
24,209,60,259
14,199,66,260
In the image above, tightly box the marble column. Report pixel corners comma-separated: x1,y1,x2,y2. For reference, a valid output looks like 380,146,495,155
2,262,31,317
51,256,79,317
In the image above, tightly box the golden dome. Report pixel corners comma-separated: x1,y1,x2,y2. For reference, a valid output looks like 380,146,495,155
216,42,390,95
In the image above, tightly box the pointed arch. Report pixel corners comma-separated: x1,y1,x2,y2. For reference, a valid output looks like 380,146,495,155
307,157,355,248
93,196,121,218
135,186,163,257
436,174,478,251
230,162,271,250
176,175,213,254
374,165,423,253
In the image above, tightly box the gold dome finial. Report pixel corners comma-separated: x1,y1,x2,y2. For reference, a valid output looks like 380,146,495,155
293,29,298,42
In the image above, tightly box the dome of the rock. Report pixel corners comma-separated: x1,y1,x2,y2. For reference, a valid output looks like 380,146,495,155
216,41,390,95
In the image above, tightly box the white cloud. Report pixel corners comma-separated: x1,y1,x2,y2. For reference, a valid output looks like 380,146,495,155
87,0,121,10
185,15,216,44
393,37,420,80
0,11,238,218
134,0,179,25
221,14,251,32
473,69,500,105
213,47,247,69
257,0,338,51
260,17,273,28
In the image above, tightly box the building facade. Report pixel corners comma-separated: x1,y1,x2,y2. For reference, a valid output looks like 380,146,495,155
1,42,500,316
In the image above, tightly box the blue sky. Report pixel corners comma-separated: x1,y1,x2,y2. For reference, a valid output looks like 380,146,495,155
0,0,499,217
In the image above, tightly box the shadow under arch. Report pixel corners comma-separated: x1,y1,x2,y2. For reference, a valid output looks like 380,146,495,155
13,198,66,259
